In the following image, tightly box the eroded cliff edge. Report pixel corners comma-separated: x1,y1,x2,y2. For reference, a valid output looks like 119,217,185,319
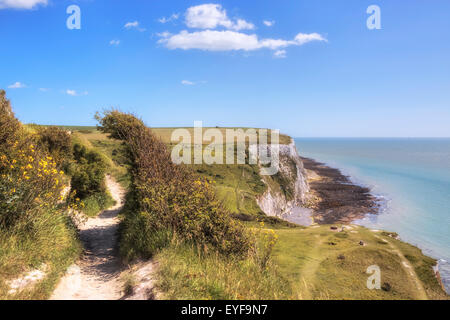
254,140,311,223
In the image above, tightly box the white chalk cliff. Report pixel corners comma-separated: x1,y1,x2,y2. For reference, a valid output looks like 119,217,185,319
252,140,309,218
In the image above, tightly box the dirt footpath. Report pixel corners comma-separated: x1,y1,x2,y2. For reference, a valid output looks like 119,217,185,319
51,175,125,300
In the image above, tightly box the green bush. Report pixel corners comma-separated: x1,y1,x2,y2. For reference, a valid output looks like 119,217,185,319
0,90,21,146
69,143,107,199
36,127,72,169
81,192,115,217
0,93,66,228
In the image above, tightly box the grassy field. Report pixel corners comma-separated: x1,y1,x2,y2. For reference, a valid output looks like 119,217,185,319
271,224,447,300
51,125,292,145
153,223,448,300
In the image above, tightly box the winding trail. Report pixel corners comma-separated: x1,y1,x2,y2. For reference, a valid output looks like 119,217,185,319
374,234,428,300
51,175,125,300
298,235,325,300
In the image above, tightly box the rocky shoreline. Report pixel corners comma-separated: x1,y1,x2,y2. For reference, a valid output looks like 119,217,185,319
301,157,380,225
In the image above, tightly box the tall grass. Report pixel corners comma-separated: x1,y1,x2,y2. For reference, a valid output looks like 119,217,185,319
155,242,291,300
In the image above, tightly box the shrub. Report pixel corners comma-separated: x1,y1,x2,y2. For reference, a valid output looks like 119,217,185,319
0,95,66,228
0,143,65,228
36,126,72,169
66,142,114,217
80,192,115,217
0,90,21,146
69,143,107,199
96,110,252,259
250,221,279,270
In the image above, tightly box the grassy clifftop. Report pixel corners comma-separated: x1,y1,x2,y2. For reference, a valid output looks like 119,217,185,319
272,224,447,300
154,223,448,299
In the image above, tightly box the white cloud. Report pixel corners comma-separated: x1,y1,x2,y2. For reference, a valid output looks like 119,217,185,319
66,89,88,96
0,0,47,9
109,39,120,46
274,50,286,58
157,4,326,57
157,31,172,38
39,87,49,92
158,30,326,52
8,81,26,89
232,19,255,31
159,13,179,24
181,80,195,85
181,80,207,85
124,21,146,32
124,21,138,28
185,4,254,31
294,33,326,45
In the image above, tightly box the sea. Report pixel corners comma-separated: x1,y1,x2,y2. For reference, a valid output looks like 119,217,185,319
294,138,450,294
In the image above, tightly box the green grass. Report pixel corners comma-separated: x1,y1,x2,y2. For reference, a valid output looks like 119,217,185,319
81,192,116,217
69,132,120,217
155,243,292,300
37,126,292,145
193,163,267,217
150,127,292,145
72,131,130,188
392,237,448,300
271,224,448,300
152,223,448,300
0,213,82,300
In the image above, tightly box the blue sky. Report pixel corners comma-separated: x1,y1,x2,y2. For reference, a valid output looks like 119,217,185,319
1,0,449,137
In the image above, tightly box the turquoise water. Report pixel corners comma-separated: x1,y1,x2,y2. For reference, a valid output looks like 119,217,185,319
294,138,450,293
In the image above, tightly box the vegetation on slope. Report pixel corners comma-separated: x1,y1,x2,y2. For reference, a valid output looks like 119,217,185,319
153,223,448,300
271,224,448,300
155,239,290,300
67,141,114,217
70,129,130,188
0,90,81,299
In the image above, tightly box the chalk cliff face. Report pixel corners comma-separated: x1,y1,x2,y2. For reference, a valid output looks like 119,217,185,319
254,140,309,218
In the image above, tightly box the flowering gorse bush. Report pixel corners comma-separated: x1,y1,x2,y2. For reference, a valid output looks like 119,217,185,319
0,137,66,228
0,90,73,229
36,126,73,169
250,221,279,270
